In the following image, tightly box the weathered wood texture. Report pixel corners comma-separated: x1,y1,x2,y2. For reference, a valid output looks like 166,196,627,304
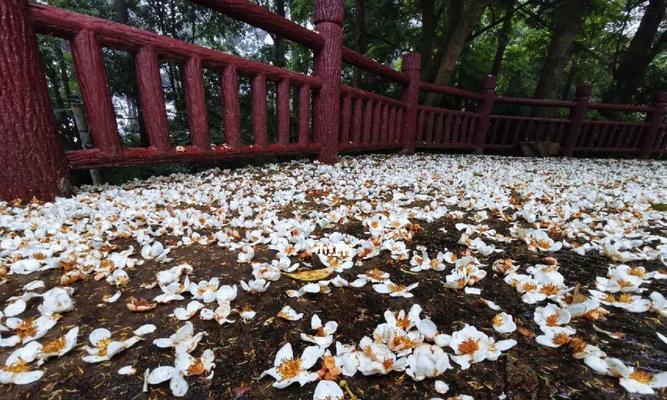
0,0,70,201
401,53,421,154
313,0,344,163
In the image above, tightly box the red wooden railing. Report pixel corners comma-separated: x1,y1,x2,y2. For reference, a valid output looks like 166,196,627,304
0,0,665,201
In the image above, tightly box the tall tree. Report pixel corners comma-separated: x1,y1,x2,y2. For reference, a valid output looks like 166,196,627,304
352,0,366,87
272,0,288,67
490,0,515,78
606,0,666,103
425,0,493,104
114,0,128,24
534,0,591,101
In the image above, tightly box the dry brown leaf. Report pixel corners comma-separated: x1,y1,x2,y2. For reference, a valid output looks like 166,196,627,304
283,267,333,281
126,297,156,312
517,326,536,338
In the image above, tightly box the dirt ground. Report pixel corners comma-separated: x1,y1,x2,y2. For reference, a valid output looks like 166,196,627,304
2,209,665,400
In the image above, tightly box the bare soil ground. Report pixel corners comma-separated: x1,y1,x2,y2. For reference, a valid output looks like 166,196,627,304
2,213,665,400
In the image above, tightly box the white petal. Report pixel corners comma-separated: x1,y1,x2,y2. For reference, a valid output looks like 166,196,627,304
313,380,344,400
147,366,174,384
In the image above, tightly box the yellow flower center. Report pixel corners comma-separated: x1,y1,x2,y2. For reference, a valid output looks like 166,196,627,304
3,359,30,373
522,282,537,292
540,284,560,296
458,337,480,355
187,359,206,376
97,338,113,356
545,314,560,327
492,314,504,327
536,239,552,249
553,333,570,346
15,319,36,341
277,358,302,380
618,279,635,289
629,370,653,384
617,293,633,303
367,268,386,281
391,335,417,350
628,267,645,278
42,336,66,353
389,283,407,293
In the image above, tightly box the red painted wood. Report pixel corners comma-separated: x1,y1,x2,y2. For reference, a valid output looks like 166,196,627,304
134,45,171,150
31,4,321,88
372,100,381,143
444,113,453,144
473,75,495,153
222,65,241,149
184,56,210,150
313,0,343,163
425,110,435,143
297,84,310,145
352,97,363,143
562,84,591,156
420,81,483,101
0,0,70,201
66,144,320,168
341,47,408,84
417,109,425,143
401,53,420,153
388,107,396,144
362,100,373,143
381,104,389,143
340,85,406,107
395,109,403,144
252,74,268,148
495,95,576,108
435,112,444,144
191,0,324,50
71,29,122,154
276,78,291,145
340,95,352,143
639,92,666,157
588,103,653,113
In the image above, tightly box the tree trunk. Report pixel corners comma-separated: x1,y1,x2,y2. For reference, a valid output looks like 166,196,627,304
114,0,128,24
425,0,492,105
419,0,436,80
352,0,366,87
534,0,589,102
490,0,515,78
0,0,71,201
272,0,287,68
607,0,666,103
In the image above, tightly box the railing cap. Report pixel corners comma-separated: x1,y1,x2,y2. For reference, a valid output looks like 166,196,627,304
575,83,592,97
401,52,421,71
481,75,496,90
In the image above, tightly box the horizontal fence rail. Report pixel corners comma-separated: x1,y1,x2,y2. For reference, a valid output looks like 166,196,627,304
0,0,664,201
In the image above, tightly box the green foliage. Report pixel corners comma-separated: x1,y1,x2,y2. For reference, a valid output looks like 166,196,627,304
35,0,665,185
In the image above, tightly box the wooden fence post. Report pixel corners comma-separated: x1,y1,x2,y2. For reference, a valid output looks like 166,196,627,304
0,0,71,201
639,91,666,158
401,52,421,154
474,75,496,154
313,0,343,164
561,83,591,156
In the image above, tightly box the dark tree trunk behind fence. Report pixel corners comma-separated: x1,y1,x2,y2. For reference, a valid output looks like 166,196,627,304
0,0,71,201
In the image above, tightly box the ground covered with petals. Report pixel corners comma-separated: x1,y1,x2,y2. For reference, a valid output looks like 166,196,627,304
1,154,666,400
